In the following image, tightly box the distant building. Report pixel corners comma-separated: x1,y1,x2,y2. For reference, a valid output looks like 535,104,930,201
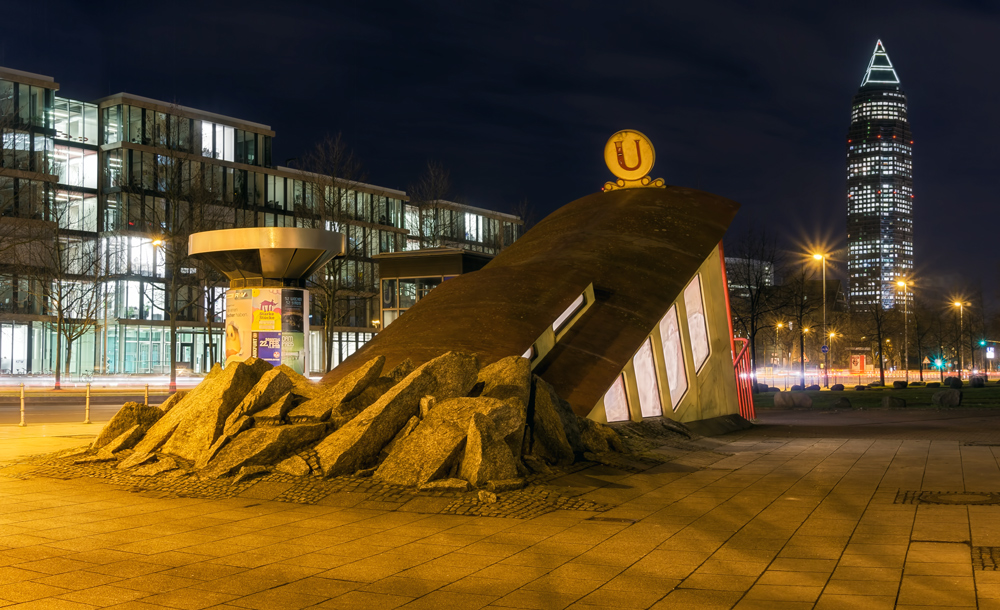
0,66,520,376
403,199,523,255
846,40,914,311
724,257,774,298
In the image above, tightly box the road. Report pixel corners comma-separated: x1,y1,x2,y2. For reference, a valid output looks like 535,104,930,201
0,393,166,425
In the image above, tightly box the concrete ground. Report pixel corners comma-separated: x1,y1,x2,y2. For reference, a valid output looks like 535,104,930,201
2,409,1000,609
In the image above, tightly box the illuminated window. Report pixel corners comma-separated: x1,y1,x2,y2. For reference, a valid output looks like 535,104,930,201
658,305,687,410
603,374,629,422
683,275,711,372
633,338,662,417
553,293,585,332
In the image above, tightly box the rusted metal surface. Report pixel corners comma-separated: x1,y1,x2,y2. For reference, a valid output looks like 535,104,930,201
321,186,739,416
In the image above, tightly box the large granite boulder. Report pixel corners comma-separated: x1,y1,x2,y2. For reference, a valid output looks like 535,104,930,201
529,376,575,464
882,395,906,409
157,391,188,414
287,356,385,423
200,423,327,479
577,417,623,453
932,389,962,407
385,359,415,383
98,424,145,457
253,393,297,426
374,397,513,487
330,377,397,428
222,368,294,429
773,392,813,409
92,401,163,450
460,411,520,486
423,351,481,400
276,364,322,400
313,360,436,477
136,358,271,460
477,357,531,455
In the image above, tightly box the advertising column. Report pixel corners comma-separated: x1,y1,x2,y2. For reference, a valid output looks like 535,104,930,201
224,287,309,373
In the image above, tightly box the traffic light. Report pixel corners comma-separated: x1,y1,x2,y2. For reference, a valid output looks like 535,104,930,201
934,358,943,368
980,340,987,346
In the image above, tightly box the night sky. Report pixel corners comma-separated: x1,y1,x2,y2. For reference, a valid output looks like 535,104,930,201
5,1,998,297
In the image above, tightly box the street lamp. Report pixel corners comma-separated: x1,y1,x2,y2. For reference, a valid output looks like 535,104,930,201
953,301,970,379
828,331,838,384
775,322,784,368
897,279,909,383
812,253,828,387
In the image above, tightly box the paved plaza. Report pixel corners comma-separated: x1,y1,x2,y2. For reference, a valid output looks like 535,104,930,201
2,408,1000,609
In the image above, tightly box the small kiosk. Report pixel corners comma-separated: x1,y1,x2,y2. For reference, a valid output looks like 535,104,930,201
188,227,345,374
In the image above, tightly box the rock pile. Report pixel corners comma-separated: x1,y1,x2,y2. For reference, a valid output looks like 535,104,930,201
88,352,622,491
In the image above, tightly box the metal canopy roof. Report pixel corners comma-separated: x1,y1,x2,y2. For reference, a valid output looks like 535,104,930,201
188,227,345,283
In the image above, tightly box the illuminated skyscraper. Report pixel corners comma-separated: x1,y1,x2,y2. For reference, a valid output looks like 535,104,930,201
846,40,913,310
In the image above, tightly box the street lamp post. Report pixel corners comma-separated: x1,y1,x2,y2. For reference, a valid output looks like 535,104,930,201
828,331,837,384
800,326,809,387
812,253,828,387
897,280,909,384
953,301,970,379
775,322,783,368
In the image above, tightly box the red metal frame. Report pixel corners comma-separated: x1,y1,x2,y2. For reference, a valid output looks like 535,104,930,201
732,337,756,420
719,243,755,420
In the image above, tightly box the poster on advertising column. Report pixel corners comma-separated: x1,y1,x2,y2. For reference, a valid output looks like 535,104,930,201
224,287,308,372
225,288,253,366
280,289,307,374
252,331,282,366
252,288,283,331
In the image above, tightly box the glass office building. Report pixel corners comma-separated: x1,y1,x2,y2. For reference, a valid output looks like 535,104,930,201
0,66,414,376
846,40,914,310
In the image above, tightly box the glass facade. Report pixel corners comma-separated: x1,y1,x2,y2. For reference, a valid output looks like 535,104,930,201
405,201,523,254
380,275,452,328
847,41,914,310
0,67,414,376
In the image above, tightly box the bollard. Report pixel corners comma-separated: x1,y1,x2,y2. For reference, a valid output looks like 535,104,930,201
19,383,25,427
84,383,91,424
144,384,149,406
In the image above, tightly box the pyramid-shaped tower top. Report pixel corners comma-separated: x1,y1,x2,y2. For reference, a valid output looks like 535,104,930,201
860,40,901,89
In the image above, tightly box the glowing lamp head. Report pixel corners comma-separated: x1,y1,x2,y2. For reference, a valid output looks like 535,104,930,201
151,239,164,247
897,280,906,287
812,253,824,261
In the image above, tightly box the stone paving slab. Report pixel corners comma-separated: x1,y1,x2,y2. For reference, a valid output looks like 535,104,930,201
3,409,1000,608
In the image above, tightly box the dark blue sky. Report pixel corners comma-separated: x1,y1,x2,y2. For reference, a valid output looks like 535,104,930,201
5,0,999,293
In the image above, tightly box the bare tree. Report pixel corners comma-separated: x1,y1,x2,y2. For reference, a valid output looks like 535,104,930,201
509,198,537,232
857,300,898,386
407,161,454,248
726,223,784,386
299,134,379,372
778,266,821,387
113,131,231,389
911,297,935,381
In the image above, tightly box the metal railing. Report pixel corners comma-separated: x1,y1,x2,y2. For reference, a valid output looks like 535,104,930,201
733,337,755,420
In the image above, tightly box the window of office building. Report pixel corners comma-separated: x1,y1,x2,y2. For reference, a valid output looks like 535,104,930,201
53,145,98,189
54,190,97,231
201,121,234,161
53,98,98,143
